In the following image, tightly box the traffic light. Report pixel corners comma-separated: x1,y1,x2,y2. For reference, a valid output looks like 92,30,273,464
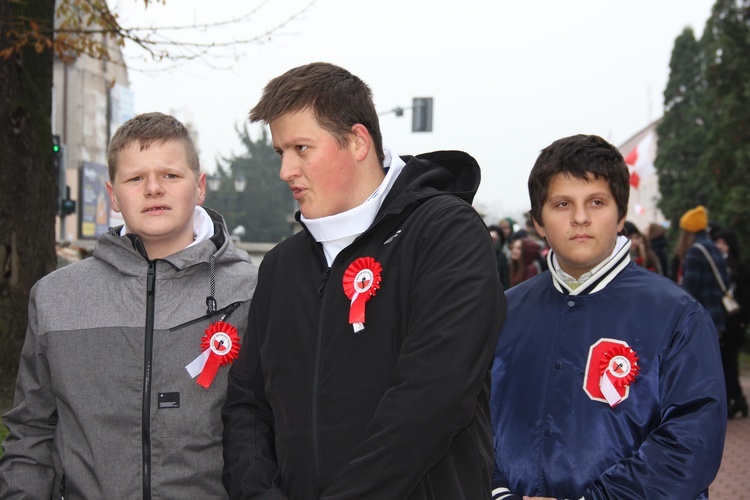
52,134,61,167
60,185,76,217
60,197,76,216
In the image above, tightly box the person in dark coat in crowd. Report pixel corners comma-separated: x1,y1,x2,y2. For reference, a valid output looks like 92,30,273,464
647,222,669,277
488,224,510,291
713,229,749,418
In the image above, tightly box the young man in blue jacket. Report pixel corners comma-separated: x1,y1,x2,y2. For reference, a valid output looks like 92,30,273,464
491,134,726,499
222,62,505,499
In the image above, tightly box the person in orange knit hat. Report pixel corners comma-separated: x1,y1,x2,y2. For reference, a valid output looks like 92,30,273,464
674,205,729,384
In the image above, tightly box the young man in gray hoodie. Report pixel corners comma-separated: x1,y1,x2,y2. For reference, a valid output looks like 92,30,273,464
0,112,258,499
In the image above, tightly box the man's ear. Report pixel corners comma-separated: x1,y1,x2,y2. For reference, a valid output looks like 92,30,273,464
197,172,206,206
350,123,371,162
616,215,626,234
532,216,546,239
106,181,121,213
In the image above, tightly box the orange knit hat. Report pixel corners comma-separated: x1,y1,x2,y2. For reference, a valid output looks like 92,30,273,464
679,205,708,233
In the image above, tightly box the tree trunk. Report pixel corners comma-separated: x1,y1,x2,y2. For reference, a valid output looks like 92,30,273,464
0,0,56,406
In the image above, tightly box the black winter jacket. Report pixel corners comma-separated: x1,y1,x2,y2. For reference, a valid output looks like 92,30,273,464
222,151,506,499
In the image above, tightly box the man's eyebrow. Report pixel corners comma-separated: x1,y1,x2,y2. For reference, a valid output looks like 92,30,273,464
276,136,313,149
547,191,612,200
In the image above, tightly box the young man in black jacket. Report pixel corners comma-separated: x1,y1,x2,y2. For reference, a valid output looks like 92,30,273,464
222,62,505,499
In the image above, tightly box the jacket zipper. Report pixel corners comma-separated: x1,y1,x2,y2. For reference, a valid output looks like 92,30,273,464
305,216,402,491
297,193,417,493
312,266,330,490
142,260,156,500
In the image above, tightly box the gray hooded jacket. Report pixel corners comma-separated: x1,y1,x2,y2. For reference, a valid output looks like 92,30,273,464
0,207,257,499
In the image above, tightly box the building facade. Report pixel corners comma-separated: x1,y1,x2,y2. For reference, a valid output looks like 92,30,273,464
618,119,667,234
52,29,132,242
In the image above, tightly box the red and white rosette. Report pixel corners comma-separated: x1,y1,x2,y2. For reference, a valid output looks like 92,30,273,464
342,257,382,332
598,344,640,408
185,321,240,388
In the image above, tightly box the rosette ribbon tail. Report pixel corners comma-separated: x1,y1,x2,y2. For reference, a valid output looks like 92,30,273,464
349,291,367,332
600,371,625,407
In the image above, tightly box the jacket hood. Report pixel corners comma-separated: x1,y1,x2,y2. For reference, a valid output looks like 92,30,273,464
95,206,249,276
379,150,481,215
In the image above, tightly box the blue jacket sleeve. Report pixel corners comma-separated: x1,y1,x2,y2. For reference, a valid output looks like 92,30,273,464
585,304,726,499
492,459,521,500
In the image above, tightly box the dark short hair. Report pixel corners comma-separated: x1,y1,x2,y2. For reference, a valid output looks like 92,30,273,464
527,134,629,226
107,112,200,181
713,229,741,261
622,220,641,237
487,224,506,247
249,62,385,165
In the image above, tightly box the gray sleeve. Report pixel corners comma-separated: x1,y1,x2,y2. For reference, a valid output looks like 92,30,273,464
0,287,57,498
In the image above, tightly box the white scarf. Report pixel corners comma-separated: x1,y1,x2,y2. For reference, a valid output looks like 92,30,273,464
303,149,405,266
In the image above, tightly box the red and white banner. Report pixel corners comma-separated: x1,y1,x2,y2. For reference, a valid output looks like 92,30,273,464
624,132,655,189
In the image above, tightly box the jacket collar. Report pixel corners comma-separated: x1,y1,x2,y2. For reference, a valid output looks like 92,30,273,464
549,235,632,296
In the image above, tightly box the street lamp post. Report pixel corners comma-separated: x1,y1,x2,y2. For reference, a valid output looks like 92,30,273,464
206,174,221,193
207,172,247,239
234,174,247,193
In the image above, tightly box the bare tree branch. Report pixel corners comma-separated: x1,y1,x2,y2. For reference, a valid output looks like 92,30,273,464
1,0,318,66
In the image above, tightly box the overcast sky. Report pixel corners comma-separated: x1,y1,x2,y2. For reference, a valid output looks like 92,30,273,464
114,0,716,222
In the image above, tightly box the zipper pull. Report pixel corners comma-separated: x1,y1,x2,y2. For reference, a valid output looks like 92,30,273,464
219,302,241,321
206,296,217,317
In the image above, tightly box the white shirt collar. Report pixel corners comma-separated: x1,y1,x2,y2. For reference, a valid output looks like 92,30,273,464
119,205,213,249
302,148,405,266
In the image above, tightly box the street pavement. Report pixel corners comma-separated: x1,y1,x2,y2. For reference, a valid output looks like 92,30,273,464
710,375,750,499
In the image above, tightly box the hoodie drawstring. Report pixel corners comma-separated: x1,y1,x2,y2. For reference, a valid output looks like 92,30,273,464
205,255,217,323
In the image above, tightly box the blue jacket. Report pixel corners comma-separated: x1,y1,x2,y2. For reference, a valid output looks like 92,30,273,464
491,244,726,499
